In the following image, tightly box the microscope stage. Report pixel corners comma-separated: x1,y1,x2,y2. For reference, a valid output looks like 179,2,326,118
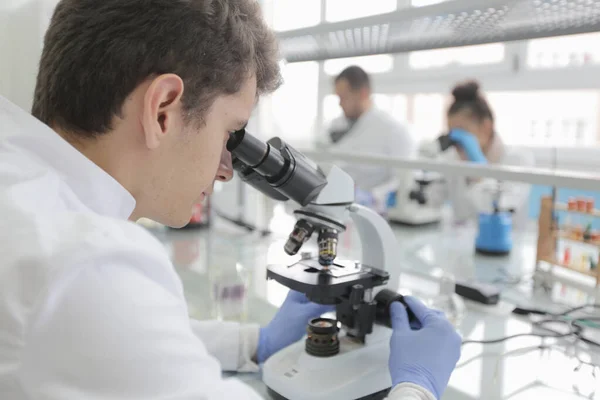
266,258,389,305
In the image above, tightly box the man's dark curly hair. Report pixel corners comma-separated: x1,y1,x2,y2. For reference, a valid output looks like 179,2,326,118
32,0,282,136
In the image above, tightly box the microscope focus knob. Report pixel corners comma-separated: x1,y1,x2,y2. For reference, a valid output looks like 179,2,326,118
374,289,419,328
350,284,365,309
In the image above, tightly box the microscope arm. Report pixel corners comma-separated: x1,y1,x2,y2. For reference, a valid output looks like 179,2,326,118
348,203,400,294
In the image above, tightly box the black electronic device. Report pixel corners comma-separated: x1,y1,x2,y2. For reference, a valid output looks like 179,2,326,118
455,280,500,305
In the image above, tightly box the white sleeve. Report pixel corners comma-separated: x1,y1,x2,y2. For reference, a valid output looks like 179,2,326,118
20,261,263,400
385,122,416,161
386,383,437,400
189,319,260,373
369,121,417,202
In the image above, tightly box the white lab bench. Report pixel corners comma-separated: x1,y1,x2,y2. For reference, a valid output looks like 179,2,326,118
152,213,600,400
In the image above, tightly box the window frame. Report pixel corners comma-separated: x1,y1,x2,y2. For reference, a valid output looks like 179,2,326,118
257,0,600,173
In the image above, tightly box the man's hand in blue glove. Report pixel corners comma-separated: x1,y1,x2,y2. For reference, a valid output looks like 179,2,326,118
449,128,487,164
389,296,462,400
256,290,334,363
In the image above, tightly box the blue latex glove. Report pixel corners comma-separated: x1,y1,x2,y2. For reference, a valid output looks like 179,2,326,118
448,128,487,164
389,296,462,399
257,290,335,363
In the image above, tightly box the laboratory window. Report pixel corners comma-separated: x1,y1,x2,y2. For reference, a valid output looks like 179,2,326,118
322,94,342,127
527,32,600,69
392,95,409,124
261,0,321,32
486,91,600,147
411,93,447,140
325,0,396,22
408,43,505,70
324,55,394,76
259,61,320,147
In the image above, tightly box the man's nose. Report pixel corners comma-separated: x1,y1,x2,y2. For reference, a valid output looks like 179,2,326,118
216,148,233,182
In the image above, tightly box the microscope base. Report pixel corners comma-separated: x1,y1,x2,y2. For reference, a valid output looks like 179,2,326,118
386,204,442,227
267,387,390,400
475,247,511,256
262,325,392,400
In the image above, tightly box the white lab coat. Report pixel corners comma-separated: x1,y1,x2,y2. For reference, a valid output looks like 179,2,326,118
324,106,416,199
0,95,434,400
426,136,535,228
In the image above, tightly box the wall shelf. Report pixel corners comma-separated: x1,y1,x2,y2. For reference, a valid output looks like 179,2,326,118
536,196,600,287
539,257,598,278
554,232,600,247
554,203,600,218
276,0,600,62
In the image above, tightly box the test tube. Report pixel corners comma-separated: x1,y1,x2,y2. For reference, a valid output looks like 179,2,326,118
586,197,594,214
563,246,571,266
593,231,600,245
567,198,577,237
584,223,593,242
577,197,586,213
568,197,576,209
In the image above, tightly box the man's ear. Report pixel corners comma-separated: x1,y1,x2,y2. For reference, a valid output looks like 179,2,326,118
359,86,371,100
142,74,185,150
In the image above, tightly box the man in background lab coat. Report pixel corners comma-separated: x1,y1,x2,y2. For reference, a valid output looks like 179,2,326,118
0,1,461,399
324,65,416,207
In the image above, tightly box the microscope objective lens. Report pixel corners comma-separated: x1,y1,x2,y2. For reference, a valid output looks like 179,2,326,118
318,229,338,265
284,219,314,255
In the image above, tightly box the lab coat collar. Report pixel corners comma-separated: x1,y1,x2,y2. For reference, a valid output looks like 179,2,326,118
39,132,137,220
1,97,136,220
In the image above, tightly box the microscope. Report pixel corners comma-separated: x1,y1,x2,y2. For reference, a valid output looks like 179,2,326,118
385,137,453,226
386,169,444,226
227,129,416,400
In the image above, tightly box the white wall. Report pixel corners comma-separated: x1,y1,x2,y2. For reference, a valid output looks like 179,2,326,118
0,0,57,112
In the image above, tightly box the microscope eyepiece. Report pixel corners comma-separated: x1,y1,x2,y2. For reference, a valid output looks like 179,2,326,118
227,129,327,207
227,128,269,167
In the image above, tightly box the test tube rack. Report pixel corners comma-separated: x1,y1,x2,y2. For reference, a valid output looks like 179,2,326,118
536,196,600,287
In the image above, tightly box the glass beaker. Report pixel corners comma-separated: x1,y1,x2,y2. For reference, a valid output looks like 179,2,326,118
426,272,466,329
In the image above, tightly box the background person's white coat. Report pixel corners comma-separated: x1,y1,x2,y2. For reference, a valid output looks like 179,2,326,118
324,106,417,198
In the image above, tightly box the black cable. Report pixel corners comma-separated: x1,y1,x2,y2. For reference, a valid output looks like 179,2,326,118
552,304,600,317
462,304,600,347
572,317,600,347
462,318,581,345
